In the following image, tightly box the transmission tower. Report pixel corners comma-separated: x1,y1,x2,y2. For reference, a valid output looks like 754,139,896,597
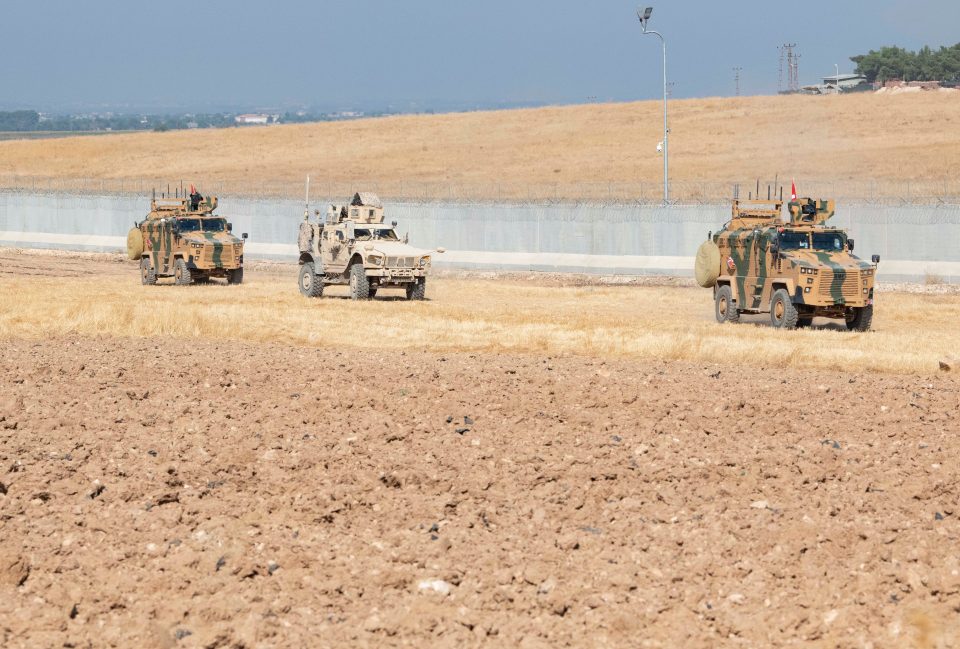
779,44,800,93
789,50,801,92
733,67,742,96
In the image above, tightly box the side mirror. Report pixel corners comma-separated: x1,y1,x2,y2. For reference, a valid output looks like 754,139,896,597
242,233,249,240
871,254,880,264
392,220,398,227
403,232,409,244
847,238,855,252
227,222,233,232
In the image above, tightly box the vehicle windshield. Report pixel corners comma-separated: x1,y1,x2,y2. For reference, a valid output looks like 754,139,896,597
176,217,226,232
812,231,846,251
354,227,398,241
778,231,810,250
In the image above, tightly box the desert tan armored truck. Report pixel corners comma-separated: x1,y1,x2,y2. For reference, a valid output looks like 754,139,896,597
297,192,441,300
695,197,880,330
127,193,247,285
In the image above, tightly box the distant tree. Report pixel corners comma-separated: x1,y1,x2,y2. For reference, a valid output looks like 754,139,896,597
0,110,41,131
852,42,960,83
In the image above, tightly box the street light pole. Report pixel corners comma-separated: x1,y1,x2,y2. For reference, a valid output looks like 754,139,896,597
638,7,669,204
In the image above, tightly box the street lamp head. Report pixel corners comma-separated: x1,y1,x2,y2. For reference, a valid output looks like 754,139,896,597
637,6,653,26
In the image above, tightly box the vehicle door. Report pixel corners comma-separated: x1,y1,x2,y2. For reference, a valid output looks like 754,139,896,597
324,228,347,272
751,230,774,310
160,220,174,273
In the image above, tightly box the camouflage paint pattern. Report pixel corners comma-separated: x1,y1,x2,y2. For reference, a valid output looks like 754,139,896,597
708,197,877,318
298,192,434,288
136,196,244,281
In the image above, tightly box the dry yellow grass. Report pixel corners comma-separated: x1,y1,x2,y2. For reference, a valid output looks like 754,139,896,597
1,268,958,374
1,93,958,200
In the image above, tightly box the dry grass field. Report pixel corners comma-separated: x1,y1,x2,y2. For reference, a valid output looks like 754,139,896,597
1,93,958,200
1,250,958,374
3,250,960,647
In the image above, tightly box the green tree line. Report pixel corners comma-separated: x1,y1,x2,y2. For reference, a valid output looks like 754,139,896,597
0,110,41,131
851,43,960,84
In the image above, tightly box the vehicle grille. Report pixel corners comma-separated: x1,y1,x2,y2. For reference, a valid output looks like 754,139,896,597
386,256,415,268
818,269,861,301
199,245,236,267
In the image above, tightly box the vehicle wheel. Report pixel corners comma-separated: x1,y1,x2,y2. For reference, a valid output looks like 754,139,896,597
298,262,323,297
405,277,426,301
845,305,873,331
349,263,370,300
227,268,244,285
140,257,157,285
770,288,799,329
714,284,738,323
174,258,192,285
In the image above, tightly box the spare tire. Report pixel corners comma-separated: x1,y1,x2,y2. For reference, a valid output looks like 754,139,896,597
695,240,721,288
126,228,144,260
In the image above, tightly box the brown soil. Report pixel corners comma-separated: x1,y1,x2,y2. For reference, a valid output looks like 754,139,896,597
2,333,959,648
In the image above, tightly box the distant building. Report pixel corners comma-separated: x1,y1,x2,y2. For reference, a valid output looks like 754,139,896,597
822,73,869,91
234,113,269,125
801,73,872,95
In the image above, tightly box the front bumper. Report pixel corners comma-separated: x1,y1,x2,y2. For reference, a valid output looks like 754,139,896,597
187,254,243,271
367,267,427,282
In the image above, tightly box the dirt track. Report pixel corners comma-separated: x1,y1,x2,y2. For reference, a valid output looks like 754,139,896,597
2,334,959,648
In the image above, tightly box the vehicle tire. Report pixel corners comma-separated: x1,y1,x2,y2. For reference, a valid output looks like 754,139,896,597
406,277,426,301
349,263,370,300
298,262,323,298
845,305,873,331
714,284,738,323
770,288,799,329
140,257,157,285
227,268,244,285
174,258,192,285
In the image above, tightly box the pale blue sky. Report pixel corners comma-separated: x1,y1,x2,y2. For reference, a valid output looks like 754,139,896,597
0,0,957,111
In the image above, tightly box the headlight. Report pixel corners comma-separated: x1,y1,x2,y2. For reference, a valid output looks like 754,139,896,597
419,256,430,268
368,254,384,266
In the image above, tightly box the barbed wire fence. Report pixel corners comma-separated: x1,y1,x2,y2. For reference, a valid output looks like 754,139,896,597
1,174,959,207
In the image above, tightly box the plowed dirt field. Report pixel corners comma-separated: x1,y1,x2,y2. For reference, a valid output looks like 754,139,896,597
2,252,960,648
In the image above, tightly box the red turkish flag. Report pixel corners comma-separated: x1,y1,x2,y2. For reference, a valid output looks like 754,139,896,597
790,180,798,201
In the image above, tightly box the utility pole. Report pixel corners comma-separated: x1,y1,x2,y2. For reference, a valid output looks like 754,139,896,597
733,67,742,96
637,6,670,205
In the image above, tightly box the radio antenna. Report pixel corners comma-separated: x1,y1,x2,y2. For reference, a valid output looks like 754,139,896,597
304,175,311,221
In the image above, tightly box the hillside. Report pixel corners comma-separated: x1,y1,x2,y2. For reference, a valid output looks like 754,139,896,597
1,93,958,201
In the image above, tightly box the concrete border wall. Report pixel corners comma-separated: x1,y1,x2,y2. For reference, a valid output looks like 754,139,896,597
2,191,959,282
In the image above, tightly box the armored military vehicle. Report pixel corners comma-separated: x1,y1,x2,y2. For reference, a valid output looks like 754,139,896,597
695,197,880,330
297,192,440,300
127,192,247,286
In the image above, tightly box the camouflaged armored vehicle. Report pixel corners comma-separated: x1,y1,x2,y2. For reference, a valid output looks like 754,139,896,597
127,193,247,285
297,192,441,300
695,197,880,330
